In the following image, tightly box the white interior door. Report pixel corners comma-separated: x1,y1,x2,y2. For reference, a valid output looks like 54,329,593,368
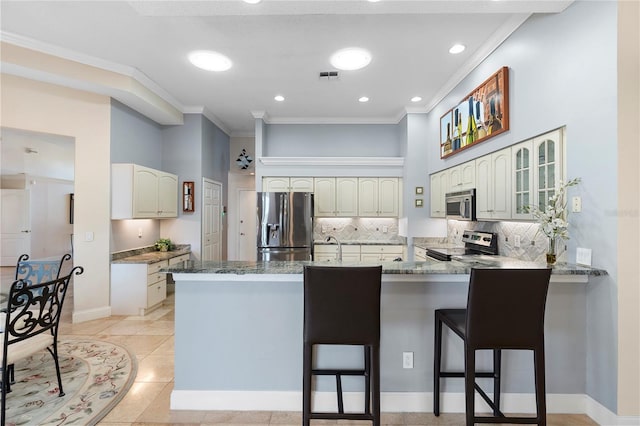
1,189,31,266
237,189,256,261
202,179,222,261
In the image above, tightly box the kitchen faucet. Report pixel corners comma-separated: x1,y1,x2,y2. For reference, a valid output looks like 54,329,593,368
325,235,342,261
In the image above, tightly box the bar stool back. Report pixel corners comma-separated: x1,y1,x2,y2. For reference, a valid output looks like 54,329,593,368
434,268,552,426
303,265,382,426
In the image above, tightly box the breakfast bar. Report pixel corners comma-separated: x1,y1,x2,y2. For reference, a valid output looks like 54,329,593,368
167,260,606,413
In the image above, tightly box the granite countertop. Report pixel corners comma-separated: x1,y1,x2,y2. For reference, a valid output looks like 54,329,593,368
111,244,191,264
313,240,405,246
164,258,607,276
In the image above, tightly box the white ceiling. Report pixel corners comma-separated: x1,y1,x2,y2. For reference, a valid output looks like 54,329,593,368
0,0,573,136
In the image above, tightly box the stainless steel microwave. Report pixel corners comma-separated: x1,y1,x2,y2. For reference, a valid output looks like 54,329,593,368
445,188,476,221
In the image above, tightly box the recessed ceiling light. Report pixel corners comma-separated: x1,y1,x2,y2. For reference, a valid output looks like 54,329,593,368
368,0,382,2
449,44,466,54
411,96,422,102
274,95,285,102
359,96,370,103
244,0,262,3
188,50,232,71
330,48,372,71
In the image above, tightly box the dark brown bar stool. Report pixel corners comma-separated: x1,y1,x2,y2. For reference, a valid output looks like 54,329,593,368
434,268,552,426
303,265,382,426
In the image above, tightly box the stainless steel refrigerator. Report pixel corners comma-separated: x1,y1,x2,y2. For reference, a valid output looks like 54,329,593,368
257,192,314,261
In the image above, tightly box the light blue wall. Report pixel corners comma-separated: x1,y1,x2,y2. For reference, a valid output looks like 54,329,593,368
264,123,402,157
202,116,230,186
110,99,163,168
202,116,230,257
423,0,618,410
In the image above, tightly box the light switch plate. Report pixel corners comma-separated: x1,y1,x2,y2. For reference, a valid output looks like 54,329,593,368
576,247,592,266
572,196,582,212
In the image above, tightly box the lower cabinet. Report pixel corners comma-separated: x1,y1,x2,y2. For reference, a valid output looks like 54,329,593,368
314,245,361,262
313,244,404,262
111,254,187,316
360,245,404,262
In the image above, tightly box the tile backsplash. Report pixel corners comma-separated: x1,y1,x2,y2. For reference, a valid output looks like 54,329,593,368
313,218,403,243
447,220,558,262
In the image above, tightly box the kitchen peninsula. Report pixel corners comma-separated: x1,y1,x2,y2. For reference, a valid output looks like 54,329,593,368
167,259,605,413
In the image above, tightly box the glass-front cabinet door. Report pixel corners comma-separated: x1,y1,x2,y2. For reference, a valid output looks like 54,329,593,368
512,140,533,219
510,128,563,220
534,129,562,214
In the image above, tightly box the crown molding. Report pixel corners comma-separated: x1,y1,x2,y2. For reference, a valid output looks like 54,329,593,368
259,157,404,167
1,31,184,112
183,106,232,136
262,116,400,125
424,13,531,114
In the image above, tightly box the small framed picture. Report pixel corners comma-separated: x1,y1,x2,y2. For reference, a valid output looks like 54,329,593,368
415,199,424,208
415,186,424,195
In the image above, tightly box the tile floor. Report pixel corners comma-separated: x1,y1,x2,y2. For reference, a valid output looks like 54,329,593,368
3,266,599,425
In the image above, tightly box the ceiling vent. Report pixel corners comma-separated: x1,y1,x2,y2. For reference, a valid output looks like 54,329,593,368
319,71,339,80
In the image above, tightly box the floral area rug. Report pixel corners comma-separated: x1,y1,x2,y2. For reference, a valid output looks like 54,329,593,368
5,339,137,426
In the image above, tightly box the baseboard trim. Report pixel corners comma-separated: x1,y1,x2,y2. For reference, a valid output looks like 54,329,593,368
72,305,111,323
170,390,638,424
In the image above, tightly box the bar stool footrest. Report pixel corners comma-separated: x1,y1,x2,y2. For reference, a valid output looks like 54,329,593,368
310,413,375,421
312,368,366,376
439,371,495,378
473,415,541,424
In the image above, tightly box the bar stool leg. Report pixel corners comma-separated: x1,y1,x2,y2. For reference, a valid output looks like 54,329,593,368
302,342,312,426
493,349,502,416
464,347,475,426
433,313,442,416
534,347,547,426
364,345,371,414
372,344,381,426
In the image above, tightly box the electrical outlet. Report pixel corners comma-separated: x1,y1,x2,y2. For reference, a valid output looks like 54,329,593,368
514,235,521,248
402,352,414,369
85,231,94,242
382,226,388,233
576,247,592,266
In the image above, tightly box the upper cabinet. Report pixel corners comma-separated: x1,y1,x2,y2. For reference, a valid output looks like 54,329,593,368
448,160,476,192
314,177,358,217
476,147,511,220
511,129,563,220
112,164,178,219
358,177,400,217
429,127,564,222
262,177,314,192
430,171,448,218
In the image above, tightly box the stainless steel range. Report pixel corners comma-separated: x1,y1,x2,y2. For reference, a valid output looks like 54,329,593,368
425,230,498,261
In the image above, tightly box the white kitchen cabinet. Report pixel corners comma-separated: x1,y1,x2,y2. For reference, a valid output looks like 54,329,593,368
358,177,399,217
512,140,534,220
262,177,314,192
533,129,563,213
112,164,178,219
414,246,427,261
111,259,169,316
511,129,563,220
430,171,448,218
448,160,476,192
360,245,404,262
476,147,512,220
313,244,360,262
314,177,358,217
